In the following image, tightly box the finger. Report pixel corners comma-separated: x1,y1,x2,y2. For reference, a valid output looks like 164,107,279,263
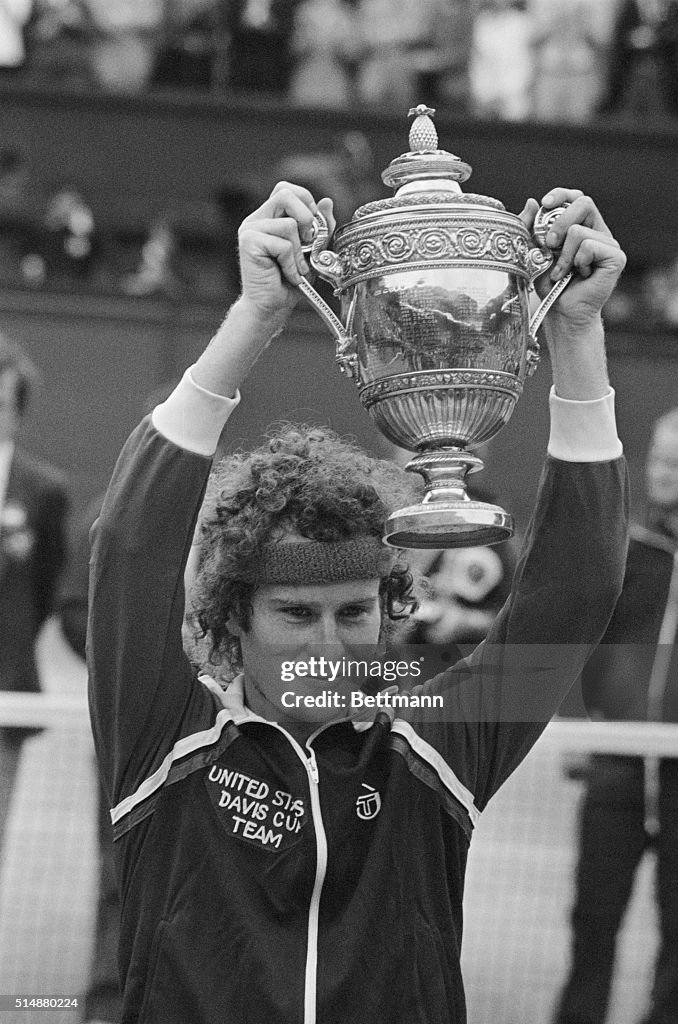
571,235,627,280
551,225,621,281
261,233,307,288
271,180,319,211
270,181,319,242
540,187,585,210
317,196,336,238
543,195,613,250
239,225,307,285
518,197,539,230
252,183,319,245
240,216,309,277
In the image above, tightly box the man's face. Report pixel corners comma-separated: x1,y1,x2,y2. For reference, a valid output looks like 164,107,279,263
234,578,382,736
0,369,20,444
646,425,678,511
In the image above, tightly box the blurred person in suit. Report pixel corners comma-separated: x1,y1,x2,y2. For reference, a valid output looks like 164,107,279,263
598,0,678,118
223,0,301,95
0,335,69,858
553,407,678,1024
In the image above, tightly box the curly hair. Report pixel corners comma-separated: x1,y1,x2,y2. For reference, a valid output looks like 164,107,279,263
189,424,422,675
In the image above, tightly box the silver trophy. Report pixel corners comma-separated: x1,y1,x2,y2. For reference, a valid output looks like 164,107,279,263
299,105,572,549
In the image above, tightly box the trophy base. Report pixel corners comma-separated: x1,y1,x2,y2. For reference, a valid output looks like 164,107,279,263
383,501,513,549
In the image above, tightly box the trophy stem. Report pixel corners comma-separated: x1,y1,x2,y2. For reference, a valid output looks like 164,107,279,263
384,448,514,550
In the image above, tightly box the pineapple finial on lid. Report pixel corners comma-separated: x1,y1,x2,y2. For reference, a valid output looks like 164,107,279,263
408,105,438,153
381,103,471,191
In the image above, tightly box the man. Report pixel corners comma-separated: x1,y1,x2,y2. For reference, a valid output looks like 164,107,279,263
598,0,678,118
89,181,628,1023
0,336,69,856
553,408,678,1024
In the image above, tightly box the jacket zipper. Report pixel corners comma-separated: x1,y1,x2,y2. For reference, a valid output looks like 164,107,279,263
302,746,327,1024
264,724,329,1024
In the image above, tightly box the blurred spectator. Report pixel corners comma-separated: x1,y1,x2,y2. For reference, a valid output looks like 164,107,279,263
289,0,361,108
119,216,179,297
84,0,164,92
292,0,467,111
407,538,516,646
553,407,678,1024
120,185,257,299
0,0,33,71
643,255,678,326
24,0,166,92
352,0,425,108
25,1,94,87
470,0,533,120
0,148,43,279
0,335,69,869
598,0,678,118
224,0,301,94
40,185,96,282
352,0,473,110
151,0,219,90
22,0,96,88
0,148,97,289
412,0,474,110
530,0,618,123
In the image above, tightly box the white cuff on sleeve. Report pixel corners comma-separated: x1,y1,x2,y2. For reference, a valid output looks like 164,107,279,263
547,386,623,462
151,368,240,456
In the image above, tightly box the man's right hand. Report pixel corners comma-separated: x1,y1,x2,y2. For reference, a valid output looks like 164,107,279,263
238,181,336,322
190,182,336,400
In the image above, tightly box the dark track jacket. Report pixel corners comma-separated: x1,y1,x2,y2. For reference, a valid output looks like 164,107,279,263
88,376,628,1024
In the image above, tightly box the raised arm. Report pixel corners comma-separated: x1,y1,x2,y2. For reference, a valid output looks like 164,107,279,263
407,189,629,807
190,184,335,398
88,184,335,806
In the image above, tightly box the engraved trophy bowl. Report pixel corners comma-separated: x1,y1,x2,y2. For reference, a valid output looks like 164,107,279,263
299,105,572,549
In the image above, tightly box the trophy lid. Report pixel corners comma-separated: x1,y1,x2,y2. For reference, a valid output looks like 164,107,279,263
382,105,473,191
346,105,504,220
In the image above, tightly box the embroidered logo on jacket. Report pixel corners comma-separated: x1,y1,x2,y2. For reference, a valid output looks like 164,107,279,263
205,764,306,852
356,783,381,820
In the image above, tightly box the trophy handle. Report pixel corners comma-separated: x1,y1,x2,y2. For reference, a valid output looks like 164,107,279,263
525,204,574,376
297,212,359,380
